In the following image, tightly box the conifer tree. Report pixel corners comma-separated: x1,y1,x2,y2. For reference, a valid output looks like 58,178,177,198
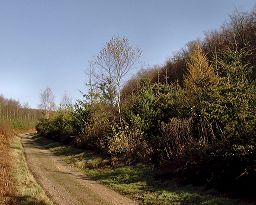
184,43,220,143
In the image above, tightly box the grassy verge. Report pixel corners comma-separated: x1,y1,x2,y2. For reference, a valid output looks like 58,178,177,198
34,136,254,205
11,135,53,205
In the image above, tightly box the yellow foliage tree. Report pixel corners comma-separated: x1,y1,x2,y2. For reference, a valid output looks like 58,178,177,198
184,43,220,143
185,43,219,100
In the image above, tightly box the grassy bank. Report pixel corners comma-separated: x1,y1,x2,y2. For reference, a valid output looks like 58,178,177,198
11,134,53,205
34,135,254,205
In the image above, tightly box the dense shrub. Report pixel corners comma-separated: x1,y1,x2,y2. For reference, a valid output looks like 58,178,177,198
70,101,91,136
159,118,193,162
107,122,152,163
36,104,91,144
78,103,117,152
180,142,256,198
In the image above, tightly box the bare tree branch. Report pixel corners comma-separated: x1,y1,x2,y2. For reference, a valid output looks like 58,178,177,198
90,36,142,119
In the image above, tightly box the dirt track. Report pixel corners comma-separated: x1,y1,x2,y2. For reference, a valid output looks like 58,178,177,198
21,135,137,205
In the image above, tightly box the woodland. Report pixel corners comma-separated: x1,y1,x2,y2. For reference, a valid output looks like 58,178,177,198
1,8,255,203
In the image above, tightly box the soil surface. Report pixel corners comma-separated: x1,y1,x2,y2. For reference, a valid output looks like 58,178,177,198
21,134,137,205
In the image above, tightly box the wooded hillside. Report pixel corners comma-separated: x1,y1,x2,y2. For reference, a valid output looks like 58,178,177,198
36,8,256,199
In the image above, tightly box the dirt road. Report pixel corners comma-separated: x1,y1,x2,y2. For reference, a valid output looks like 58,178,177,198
21,135,137,205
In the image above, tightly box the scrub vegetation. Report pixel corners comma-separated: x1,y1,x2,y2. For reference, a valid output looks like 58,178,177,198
34,135,254,205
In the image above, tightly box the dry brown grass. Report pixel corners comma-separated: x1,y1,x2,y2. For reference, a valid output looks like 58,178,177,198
0,127,16,205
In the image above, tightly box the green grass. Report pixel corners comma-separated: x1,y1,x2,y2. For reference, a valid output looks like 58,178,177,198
34,136,254,205
11,135,53,205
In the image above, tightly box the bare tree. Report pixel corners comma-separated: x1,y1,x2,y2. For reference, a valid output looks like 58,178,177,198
22,102,30,109
90,36,142,119
60,91,72,110
39,87,56,118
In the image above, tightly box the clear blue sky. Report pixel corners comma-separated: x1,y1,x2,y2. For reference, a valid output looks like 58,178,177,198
0,0,255,108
